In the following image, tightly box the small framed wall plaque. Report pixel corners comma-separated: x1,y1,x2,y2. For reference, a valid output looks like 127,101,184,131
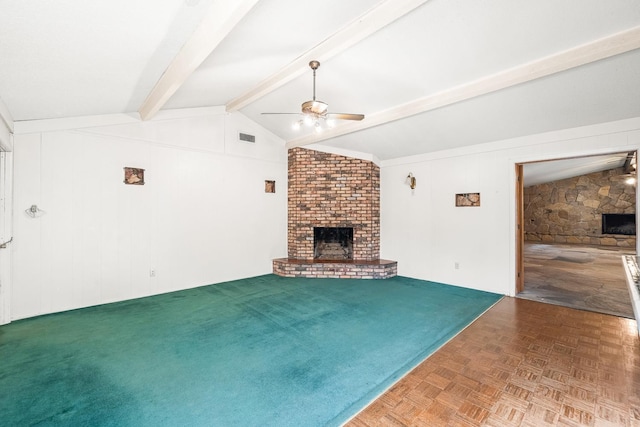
265,180,275,193
124,167,145,185
456,192,480,207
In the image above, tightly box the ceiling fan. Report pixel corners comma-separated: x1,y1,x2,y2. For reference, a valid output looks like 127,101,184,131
610,151,637,184
262,60,364,132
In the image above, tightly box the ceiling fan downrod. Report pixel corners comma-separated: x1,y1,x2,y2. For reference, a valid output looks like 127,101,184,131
309,60,320,101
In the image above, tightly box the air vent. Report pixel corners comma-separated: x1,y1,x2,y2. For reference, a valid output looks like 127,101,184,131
238,132,255,143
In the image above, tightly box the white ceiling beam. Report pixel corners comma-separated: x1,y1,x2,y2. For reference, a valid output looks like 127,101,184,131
0,97,13,134
138,0,260,121
225,0,432,112
287,25,640,149
0,97,14,151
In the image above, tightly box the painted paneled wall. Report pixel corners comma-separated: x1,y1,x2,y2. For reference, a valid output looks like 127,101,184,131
380,118,640,296
11,111,287,320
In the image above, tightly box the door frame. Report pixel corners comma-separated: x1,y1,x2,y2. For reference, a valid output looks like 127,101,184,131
514,150,638,297
515,164,524,293
0,151,13,325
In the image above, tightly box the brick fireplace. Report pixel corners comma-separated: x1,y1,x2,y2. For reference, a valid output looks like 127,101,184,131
273,147,397,279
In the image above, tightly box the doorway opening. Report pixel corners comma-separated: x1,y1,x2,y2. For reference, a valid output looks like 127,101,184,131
515,151,637,318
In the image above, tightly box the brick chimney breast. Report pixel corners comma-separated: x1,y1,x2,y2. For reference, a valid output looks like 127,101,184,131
287,147,380,261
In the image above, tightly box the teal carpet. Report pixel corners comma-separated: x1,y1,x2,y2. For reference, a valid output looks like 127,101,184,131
0,275,501,426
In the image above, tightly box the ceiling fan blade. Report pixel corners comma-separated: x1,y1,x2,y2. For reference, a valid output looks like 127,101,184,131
610,173,636,181
261,112,301,115
328,113,365,121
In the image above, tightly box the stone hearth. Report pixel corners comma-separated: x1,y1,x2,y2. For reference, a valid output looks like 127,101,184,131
273,148,397,279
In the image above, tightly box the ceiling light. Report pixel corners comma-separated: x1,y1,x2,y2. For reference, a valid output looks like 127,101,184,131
303,115,314,126
293,114,333,132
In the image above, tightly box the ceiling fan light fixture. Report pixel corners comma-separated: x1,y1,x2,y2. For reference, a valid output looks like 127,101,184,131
314,121,322,133
303,115,314,126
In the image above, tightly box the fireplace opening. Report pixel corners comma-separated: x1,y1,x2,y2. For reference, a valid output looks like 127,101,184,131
314,227,353,260
602,213,636,235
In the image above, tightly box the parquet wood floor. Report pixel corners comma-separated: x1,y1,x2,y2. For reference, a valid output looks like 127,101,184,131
346,297,640,427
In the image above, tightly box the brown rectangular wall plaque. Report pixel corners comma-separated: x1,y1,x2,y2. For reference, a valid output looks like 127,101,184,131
265,180,275,193
456,193,480,207
124,167,145,185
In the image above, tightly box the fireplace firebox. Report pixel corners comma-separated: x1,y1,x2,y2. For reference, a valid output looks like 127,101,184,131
602,213,636,235
314,227,353,260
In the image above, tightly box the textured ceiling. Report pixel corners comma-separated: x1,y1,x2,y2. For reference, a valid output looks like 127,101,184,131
1,0,639,163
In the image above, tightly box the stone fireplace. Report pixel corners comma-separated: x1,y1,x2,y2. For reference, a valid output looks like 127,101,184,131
524,166,636,247
273,147,396,279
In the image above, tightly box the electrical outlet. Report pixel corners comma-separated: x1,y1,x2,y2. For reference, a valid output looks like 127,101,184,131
150,269,156,277
454,262,460,270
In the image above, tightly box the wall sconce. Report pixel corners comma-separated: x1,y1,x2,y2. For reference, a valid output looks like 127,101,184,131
25,204,45,218
407,173,416,189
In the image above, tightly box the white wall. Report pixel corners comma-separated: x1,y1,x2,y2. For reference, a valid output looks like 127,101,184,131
11,109,287,320
380,117,640,296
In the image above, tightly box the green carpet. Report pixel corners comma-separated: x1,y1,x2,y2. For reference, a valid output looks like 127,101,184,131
0,275,501,426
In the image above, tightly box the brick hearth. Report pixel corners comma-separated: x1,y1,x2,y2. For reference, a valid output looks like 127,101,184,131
273,258,397,279
273,147,397,279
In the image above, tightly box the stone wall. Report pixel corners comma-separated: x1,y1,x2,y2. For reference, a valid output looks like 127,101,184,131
287,147,380,260
524,167,636,247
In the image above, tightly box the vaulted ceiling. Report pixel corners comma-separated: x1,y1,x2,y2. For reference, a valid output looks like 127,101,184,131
1,0,639,162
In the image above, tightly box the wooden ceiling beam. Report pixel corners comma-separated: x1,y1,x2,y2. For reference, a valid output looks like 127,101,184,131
286,25,640,149
225,0,432,113
138,0,260,121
